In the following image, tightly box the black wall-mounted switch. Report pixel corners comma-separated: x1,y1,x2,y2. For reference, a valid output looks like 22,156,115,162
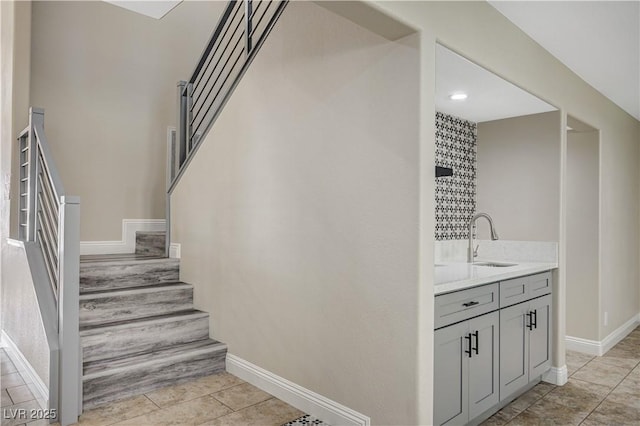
436,166,454,177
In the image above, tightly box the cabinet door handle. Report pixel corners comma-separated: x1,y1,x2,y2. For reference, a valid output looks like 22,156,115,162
532,309,538,329
462,301,479,307
472,330,479,355
526,311,534,330
464,333,472,358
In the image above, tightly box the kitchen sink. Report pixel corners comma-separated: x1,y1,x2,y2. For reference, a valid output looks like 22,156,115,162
473,261,517,268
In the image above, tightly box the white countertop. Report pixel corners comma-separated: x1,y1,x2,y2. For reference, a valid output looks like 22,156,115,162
435,260,557,295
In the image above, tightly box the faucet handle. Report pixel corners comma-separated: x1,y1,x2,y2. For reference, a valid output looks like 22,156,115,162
473,244,480,258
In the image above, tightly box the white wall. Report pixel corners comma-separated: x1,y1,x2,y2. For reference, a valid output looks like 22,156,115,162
29,0,226,241
476,112,561,242
172,2,421,424
566,128,599,341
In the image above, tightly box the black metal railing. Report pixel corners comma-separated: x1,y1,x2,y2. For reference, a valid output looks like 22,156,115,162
169,0,288,192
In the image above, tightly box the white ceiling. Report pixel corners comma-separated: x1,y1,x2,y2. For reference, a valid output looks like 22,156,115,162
104,1,182,19
435,44,556,123
489,0,640,121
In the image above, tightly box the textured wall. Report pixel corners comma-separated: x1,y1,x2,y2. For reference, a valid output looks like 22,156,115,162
435,111,476,240
1,244,50,390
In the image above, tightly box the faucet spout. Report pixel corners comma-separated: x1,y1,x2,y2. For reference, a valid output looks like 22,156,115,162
468,212,499,263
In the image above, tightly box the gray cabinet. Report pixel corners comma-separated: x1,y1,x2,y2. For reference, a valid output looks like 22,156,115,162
528,294,552,379
500,271,551,307
499,294,552,401
434,311,499,426
434,271,553,425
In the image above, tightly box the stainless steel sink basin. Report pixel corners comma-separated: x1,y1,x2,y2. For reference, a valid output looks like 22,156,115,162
473,262,517,268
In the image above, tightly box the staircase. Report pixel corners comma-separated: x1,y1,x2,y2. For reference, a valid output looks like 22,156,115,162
79,232,226,409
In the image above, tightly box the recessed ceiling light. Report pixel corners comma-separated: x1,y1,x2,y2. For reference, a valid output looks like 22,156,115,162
449,93,468,101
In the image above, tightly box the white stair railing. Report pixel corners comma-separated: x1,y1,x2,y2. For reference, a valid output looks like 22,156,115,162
17,107,81,426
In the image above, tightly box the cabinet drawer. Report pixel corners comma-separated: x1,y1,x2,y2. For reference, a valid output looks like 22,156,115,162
500,276,529,307
529,271,552,298
435,283,499,329
500,271,552,307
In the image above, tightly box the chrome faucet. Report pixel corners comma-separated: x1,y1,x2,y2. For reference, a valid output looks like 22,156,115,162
468,212,499,263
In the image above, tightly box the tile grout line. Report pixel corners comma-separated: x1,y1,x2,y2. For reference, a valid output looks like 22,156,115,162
4,388,15,407
141,377,245,410
143,393,163,411
504,331,639,426
502,353,631,426
206,380,258,412
577,356,640,425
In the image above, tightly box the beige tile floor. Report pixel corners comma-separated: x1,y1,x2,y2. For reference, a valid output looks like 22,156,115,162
1,347,304,426
2,327,639,425
1,348,50,426
482,325,640,425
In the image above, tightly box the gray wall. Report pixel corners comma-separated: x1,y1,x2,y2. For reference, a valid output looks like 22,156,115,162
476,111,561,242
172,2,421,424
29,0,226,241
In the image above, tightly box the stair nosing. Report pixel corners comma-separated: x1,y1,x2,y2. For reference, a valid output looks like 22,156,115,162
80,257,178,266
79,310,209,335
79,280,188,295
82,342,227,380
79,282,192,300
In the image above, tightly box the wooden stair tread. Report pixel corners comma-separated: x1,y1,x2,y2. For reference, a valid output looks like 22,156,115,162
83,339,226,378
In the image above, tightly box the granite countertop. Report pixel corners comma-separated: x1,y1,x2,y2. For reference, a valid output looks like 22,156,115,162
434,260,557,295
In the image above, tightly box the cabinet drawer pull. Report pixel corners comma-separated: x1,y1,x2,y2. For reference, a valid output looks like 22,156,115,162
532,309,538,329
464,333,472,358
462,301,480,307
472,330,479,355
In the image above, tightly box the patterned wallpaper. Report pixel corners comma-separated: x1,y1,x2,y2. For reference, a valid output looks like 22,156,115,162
435,111,477,240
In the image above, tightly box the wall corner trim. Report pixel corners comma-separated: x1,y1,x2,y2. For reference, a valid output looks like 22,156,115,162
226,354,370,426
566,313,640,356
169,243,181,259
80,219,166,255
1,330,48,408
542,365,568,386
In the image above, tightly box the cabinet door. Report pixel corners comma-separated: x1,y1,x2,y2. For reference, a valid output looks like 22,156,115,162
434,321,469,426
468,311,500,419
500,302,529,401
529,294,552,379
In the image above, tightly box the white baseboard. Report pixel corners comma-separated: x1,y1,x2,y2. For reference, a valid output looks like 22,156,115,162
542,365,568,386
601,313,640,354
1,330,48,409
226,354,370,426
566,313,640,356
80,219,165,255
565,336,601,356
169,243,181,259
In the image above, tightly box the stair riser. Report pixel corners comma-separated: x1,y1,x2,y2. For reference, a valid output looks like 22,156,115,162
79,287,193,327
80,259,179,292
83,349,226,409
135,232,166,257
81,315,210,363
